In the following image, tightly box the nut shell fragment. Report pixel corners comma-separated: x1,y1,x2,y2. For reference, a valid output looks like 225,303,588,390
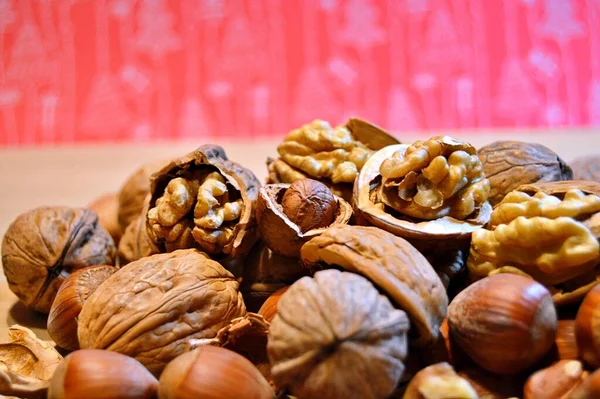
301,225,447,344
77,249,246,376
403,362,478,399
267,269,410,399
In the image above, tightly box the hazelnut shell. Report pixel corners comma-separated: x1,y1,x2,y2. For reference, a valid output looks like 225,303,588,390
257,286,290,323
256,183,353,257
576,283,600,368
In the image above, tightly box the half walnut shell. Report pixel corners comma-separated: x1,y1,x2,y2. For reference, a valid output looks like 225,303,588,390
146,144,260,267
256,183,353,257
354,144,492,250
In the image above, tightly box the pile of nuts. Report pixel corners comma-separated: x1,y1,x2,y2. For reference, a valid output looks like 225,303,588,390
4,118,600,399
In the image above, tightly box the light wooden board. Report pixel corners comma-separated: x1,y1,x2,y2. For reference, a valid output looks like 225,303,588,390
0,130,598,341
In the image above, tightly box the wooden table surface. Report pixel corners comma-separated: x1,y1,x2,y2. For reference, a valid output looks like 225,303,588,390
0,129,598,342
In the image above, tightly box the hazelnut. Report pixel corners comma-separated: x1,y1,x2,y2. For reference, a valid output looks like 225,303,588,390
419,318,470,369
448,274,557,374
47,349,158,399
257,285,290,323
281,178,337,232
256,183,352,257
403,362,478,399
553,320,579,361
524,360,587,399
575,283,600,368
569,368,600,399
458,368,525,399
158,346,273,399
47,265,117,351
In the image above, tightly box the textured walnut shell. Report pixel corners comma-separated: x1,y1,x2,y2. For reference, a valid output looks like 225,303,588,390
571,155,600,183
118,159,167,231
301,225,447,345
256,183,352,257
47,265,118,351
146,144,259,264
354,144,491,251
118,197,159,266
77,249,246,376
240,243,307,312
88,193,122,245
267,269,410,399
478,140,573,206
1,207,116,314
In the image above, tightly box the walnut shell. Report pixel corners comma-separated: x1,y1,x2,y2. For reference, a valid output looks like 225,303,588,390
146,144,260,265
267,269,410,399
118,197,159,266
1,207,116,313
301,225,448,345
118,159,167,231
257,183,353,257
478,140,573,206
88,193,122,245
267,118,400,202
77,249,246,376
354,144,491,251
571,155,600,183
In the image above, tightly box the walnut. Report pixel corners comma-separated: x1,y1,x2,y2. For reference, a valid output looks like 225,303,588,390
478,140,573,205
468,187,600,304
118,213,159,266
77,249,246,376
379,136,490,220
354,142,492,251
88,193,122,245
146,145,259,265
571,155,600,183
267,269,410,399
403,362,478,399
267,118,399,202
257,182,352,257
118,159,168,231
301,225,447,345
1,207,116,313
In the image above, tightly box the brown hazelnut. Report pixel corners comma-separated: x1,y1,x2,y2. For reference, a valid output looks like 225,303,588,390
457,368,525,399
419,318,470,369
88,193,122,245
281,178,337,232
448,274,557,374
553,320,580,361
524,360,587,399
48,349,158,399
257,286,290,323
158,346,273,399
256,183,352,257
403,362,478,399
47,265,117,351
575,283,600,368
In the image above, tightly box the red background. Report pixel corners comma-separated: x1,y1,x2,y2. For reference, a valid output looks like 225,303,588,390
0,0,598,146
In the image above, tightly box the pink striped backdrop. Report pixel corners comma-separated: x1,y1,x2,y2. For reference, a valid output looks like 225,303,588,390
0,0,598,146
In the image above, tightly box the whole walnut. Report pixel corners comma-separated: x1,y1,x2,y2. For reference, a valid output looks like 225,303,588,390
571,155,600,183
478,140,572,205
1,207,116,313
281,179,337,232
118,159,167,231
77,249,246,376
267,269,410,399
88,193,122,245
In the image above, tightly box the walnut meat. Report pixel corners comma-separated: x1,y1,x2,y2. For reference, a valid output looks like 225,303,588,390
379,136,490,220
354,142,492,251
468,188,600,304
267,118,399,201
301,225,447,344
478,140,573,205
1,207,116,313
267,269,410,399
77,249,246,376
146,145,259,264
